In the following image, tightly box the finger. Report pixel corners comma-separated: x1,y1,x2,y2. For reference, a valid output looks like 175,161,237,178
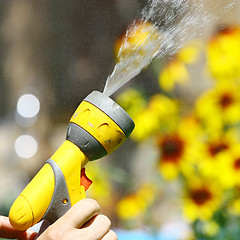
21,231,38,240
81,214,111,239
102,230,118,240
57,198,100,229
0,216,37,240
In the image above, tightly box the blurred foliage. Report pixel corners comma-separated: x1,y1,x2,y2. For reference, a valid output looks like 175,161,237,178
107,25,240,239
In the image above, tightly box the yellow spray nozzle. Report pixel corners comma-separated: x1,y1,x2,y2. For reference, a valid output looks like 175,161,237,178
68,91,134,159
9,91,135,231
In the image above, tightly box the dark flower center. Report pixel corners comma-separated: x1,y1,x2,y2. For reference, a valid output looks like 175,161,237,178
160,135,184,163
190,188,212,206
208,142,229,157
219,93,234,109
234,158,240,170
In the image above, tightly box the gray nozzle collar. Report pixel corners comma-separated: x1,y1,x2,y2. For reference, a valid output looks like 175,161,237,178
67,123,107,160
84,91,135,137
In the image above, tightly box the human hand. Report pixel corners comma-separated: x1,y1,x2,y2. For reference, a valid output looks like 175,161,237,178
37,198,117,240
0,215,37,240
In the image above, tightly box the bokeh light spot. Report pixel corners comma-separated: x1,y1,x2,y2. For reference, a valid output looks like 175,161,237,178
15,135,38,158
17,94,40,118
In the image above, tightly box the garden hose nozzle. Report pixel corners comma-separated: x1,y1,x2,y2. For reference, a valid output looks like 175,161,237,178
9,91,135,231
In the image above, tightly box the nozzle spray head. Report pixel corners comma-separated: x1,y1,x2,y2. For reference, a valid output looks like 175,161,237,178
67,91,135,160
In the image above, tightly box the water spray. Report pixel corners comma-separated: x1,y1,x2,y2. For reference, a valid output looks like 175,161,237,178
104,0,237,97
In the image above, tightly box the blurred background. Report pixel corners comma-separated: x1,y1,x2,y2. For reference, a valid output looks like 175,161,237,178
0,0,240,239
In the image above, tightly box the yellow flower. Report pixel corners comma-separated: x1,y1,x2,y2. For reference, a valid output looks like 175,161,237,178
159,39,202,91
116,194,145,220
86,162,113,207
156,130,201,180
116,183,156,220
159,59,189,91
178,39,203,64
131,94,179,142
196,132,236,182
214,143,240,189
156,113,205,180
116,89,179,142
116,88,146,119
114,20,161,61
178,114,203,141
228,198,240,216
183,176,223,222
195,83,240,132
206,26,240,81
202,221,220,237
157,132,186,180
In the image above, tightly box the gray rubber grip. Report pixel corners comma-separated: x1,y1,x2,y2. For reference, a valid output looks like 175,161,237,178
42,159,71,223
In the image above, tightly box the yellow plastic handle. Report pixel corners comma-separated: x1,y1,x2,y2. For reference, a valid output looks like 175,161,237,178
9,140,89,231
